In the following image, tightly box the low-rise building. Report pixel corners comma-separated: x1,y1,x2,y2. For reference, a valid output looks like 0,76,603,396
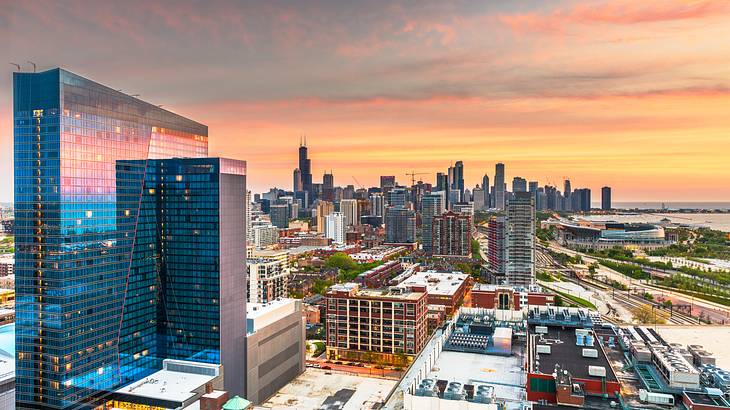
350,245,408,262
325,283,428,365
471,284,555,310
107,360,225,410
245,299,306,404
526,307,621,405
355,260,404,288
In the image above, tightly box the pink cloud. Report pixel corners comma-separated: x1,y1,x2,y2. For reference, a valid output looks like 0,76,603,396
499,0,730,34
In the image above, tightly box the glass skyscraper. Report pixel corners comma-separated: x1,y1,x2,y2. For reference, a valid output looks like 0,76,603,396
14,68,246,409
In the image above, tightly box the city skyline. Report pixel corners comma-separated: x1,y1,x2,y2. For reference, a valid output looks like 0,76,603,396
3,1,730,202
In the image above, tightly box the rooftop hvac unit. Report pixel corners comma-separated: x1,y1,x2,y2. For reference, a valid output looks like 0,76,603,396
473,385,495,404
589,366,607,377
415,378,439,397
444,382,466,401
535,326,548,334
583,348,599,358
537,345,551,355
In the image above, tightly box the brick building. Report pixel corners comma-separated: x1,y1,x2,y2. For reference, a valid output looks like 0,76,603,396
471,284,554,310
325,283,428,365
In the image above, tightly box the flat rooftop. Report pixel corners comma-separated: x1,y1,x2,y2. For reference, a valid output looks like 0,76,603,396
426,349,527,401
247,298,299,334
530,325,618,383
329,283,425,301
259,368,396,410
654,325,730,369
685,391,730,407
395,270,468,297
114,368,216,404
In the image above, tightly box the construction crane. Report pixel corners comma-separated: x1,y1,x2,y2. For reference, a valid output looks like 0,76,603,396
352,176,365,190
405,171,428,186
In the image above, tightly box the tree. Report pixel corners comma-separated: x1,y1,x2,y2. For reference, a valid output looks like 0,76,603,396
326,252,356,271
632,305,668,324
588,263,598,277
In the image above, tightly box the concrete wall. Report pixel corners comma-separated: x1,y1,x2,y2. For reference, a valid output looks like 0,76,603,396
219,171,248,397
245,303,305,403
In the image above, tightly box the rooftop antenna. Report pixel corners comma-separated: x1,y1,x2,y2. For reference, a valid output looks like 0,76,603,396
9,63,21,71
27,61,36,73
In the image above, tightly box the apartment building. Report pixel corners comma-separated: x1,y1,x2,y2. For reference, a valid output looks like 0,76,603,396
325,283,428,365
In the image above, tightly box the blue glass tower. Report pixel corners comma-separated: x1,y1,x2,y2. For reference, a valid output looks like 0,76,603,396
14,69,246,409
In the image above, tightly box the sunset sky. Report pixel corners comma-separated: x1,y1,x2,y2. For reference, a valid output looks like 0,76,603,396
2,0,730,202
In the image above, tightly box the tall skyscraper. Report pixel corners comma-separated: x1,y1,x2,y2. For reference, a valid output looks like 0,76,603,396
293,168,302,192
487,216,506,278
571,188,592,212
528,181,539,193
380,175,396,192
431,211,472,257
506,192,535,286
325,212,346,244
322,171,334,202
453,161,464,197
512,177,527,192
385,207,416,244
563,179,572,211
472,186,485,211
436,172,448,193
270,204,290,228
316,201,335,233
298,138,313,205
369,193,385,217
601,186,612,211
340,198,359,227
481,174,490,209
421,192,445,253
494,163,506,210
387,187,408,209
13,69,247,408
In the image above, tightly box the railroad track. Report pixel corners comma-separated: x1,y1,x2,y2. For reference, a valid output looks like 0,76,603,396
539,251,699,325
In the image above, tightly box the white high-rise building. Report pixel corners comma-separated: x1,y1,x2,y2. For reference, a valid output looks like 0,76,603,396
326,212,346,244
369,193,385,217
506,192,535,286
473,186,485,210
340,199,359,227
253,224,279,248
247,249,290,304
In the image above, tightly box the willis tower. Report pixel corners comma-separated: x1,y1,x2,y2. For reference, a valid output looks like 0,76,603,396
299,136,313,205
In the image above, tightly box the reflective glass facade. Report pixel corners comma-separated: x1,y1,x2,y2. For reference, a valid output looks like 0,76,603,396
14,69,245,409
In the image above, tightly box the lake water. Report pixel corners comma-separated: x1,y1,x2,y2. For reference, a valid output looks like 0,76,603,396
608,202,730,210
580,213,730,232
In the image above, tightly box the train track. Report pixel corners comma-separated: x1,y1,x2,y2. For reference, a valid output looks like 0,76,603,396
538,248,699,325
